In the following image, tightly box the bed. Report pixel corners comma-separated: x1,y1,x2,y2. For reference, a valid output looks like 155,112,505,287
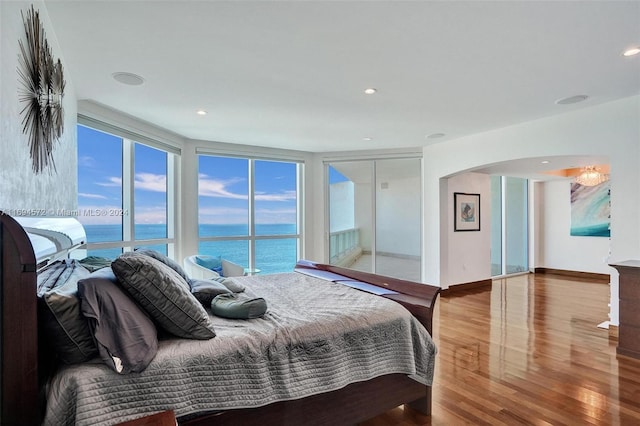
0,212,440,426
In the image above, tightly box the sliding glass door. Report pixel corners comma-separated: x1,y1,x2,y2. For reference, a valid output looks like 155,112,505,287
327,157,421,281
505,177,528,274
328,161,372,270
491,176,528,276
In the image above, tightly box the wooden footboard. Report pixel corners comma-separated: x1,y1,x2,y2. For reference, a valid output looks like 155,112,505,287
180,262,440,425
0,213,439,426
179,374,428,426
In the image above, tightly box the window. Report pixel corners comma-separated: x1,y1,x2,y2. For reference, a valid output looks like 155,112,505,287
77,124,176,258
198,155,301,274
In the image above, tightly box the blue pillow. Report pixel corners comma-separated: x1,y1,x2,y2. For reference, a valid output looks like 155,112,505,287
195,255,223,275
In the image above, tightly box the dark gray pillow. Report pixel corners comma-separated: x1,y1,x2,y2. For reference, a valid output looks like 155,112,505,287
211,293,268,319
78,268,158,374
135,249,190,282
112,252,216,340
189,279,231,306
37,260,97,364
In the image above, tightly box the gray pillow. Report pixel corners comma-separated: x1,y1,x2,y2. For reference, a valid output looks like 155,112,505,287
37,260,97,364
135,249,190,282
216,277,246,293
78,268,158,374
211,293,268,319
189,279,231,306
112,252,216,340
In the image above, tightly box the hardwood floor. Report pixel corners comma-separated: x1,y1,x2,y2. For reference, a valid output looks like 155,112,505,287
362,273,640,425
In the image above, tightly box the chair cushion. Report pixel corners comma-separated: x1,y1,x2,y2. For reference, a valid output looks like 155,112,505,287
195,255,223,274
37,260,97,364
211,293,267,319
78,268,158,374
112,252,216,340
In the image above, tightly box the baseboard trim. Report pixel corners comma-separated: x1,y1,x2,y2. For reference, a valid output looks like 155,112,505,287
440,279,492,296
534,267,610,283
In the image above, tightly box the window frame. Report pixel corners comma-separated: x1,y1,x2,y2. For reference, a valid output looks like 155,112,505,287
77,119,179,258
197,153,304,273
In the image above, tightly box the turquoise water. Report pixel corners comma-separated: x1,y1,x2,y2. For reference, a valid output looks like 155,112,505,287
84,224,298,275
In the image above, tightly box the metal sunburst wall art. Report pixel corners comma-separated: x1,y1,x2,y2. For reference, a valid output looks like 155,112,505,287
17,4,66,174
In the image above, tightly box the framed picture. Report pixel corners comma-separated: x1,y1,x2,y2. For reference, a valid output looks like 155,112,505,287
454,192,480,231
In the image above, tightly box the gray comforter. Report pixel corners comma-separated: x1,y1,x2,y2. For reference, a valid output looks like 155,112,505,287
44,272,436,425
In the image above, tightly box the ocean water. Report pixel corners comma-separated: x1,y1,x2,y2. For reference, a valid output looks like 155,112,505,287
84,223,298,275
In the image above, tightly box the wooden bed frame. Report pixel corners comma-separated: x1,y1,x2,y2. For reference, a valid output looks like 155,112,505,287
0,212,440,426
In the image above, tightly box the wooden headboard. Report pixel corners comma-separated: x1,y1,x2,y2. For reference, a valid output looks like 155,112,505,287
1,212,39,425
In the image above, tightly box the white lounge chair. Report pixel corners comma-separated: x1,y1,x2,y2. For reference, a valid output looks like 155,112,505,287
183,255,246,280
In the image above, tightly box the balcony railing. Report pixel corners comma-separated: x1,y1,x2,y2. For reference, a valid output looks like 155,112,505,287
330,228,360,264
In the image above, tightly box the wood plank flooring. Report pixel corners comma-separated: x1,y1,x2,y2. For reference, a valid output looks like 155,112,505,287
362,273,640,425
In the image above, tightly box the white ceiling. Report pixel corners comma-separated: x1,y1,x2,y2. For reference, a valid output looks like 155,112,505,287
45,0,640,166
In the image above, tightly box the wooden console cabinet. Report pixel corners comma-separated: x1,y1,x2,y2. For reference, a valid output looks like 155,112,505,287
610,260,640,359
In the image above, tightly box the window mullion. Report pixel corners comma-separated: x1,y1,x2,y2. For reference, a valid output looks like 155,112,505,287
167,153,176,259
248,159,256,270
296,162,304,260
122,139,134,249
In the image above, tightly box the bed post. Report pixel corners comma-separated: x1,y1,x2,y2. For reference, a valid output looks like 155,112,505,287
0,212,39,425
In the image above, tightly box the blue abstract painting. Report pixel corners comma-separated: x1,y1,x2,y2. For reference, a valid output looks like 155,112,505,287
570,181,610,237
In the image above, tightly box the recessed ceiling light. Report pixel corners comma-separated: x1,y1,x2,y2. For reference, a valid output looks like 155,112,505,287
363,137,372,141
541,160,550,164
364,88,377,95
426,133,445,139
555,95,588,105
196,109,207,116
112,72,144,86
623,47,640,57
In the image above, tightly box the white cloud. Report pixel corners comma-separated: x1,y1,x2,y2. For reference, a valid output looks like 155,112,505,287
96,177,122,187
255,190,297,202
255,207,297,224
198,176,247,199
78,192,107,200
135,173,167,192
134,206,167,224
198,174,295,202
78,155,96,167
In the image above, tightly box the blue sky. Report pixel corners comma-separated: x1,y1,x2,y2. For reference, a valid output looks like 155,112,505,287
329,166,348,184
77,125,298,225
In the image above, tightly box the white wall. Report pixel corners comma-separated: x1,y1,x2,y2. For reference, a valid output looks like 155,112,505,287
424,96,640,325
354,181,372,251
329,181,354,232
442,172,492,287
1,1,77,212
376,175,421,257
538,179,610,274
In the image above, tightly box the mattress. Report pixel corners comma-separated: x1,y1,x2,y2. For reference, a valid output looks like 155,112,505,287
43,271,437,425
